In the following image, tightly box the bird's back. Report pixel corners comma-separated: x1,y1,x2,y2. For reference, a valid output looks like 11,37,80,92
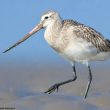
62,20,110,52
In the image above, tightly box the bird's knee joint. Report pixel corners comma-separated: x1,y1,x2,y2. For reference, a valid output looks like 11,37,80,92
73,75,77,80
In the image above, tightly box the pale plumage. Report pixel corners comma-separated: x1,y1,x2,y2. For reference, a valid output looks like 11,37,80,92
61,20,110,62
44,18,110,64
3,10,110,99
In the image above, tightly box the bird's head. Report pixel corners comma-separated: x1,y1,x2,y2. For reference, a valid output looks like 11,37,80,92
3,10,60,53
40,10,61,28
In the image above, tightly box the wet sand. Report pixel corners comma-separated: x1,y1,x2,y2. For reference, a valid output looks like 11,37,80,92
0,61,110,110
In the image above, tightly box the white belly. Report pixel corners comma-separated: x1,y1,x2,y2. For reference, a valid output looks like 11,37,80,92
44,27,110,63
59,39,110,63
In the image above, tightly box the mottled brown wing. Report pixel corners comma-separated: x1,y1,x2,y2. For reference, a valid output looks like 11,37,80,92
72,23,110,52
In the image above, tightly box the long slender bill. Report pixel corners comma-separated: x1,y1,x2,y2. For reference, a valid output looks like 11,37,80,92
3,23,43,53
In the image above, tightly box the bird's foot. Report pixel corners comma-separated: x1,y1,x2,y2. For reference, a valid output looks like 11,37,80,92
44,83,60,94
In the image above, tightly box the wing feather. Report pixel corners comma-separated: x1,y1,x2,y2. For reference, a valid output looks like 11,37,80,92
63,20,110,52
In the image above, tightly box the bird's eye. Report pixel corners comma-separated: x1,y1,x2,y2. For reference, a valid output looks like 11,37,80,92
45,16,49,19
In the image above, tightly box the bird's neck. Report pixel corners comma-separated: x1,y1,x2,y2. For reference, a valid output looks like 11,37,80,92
44,19,62,46
46,19,62,36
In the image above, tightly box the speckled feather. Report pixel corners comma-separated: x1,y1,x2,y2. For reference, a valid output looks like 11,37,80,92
62,20,110,52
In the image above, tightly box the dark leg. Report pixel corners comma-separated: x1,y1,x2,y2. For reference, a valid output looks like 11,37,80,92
44,63,77,94
84,65,92,99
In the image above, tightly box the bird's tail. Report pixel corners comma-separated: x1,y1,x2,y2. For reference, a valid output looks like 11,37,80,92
105,39,110,50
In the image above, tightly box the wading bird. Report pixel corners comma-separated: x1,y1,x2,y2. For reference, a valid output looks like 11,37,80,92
3,10,110,99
